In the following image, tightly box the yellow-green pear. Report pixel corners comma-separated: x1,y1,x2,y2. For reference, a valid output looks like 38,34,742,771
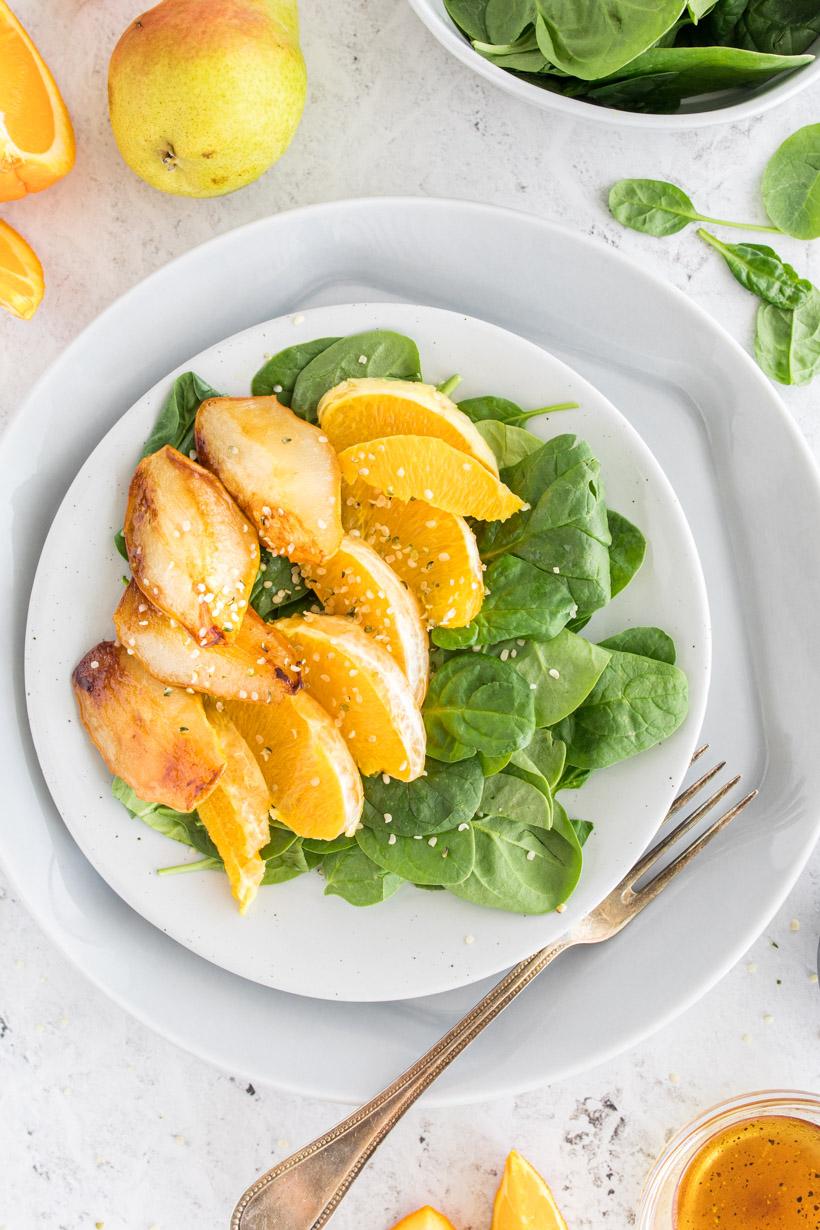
108,0,306,197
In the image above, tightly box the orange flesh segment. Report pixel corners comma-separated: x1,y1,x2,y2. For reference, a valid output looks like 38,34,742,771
391,1209,458,1230
223,691,363,841
341,480,484,628
303,535,429,705
337,435,525,521
276,613,426,782
492,1151,568,1230
0,219,44,319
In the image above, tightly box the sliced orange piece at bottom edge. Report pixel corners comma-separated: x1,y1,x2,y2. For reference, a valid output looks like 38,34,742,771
492,1150,568,1230
0,219,44,319
391,1207,458,1230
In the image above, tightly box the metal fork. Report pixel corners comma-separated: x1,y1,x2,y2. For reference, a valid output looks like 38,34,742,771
231,749,757,1230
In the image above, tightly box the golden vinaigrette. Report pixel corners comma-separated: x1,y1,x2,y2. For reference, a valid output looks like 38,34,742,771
674,1115,820,1229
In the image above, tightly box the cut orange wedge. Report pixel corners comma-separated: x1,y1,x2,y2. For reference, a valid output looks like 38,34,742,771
492,1151,568,1230
338,436,525,522
0,218,43,319
224,691,363,841
391,1209,458,1230
318,378,499,475
276,613,426,782
0,0,75,200
198,707,271,914
303,535,429,705
342,480,484,629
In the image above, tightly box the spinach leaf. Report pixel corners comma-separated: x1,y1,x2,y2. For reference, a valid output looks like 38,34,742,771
474,31,550,71
114,529,128,561
734,0,820,55
487,629,611,727
533,0,686,79
480,751,513,775
112,777,220,860
480,772,552,829
361,757,484,837
509,728,566,793
250,551,310,620
558,765,591,791
475,419,544,467
432,556,574,650
444,0,490,40
755,288,820,385
458,395,577,424
701,0,749,42
261,840,315,886
357,824,475,886
570,817,594,847
599,626,677,664
423,653,536,763
698,229,812,310
554,647,689,769
251,337,340,405
302,834,356,854
609,178,781,237
140,372,220,460
448,805,582,914
322,845,403,906
762,124,820,240
607,510,647,598
486,0,535,42
290,331,422,421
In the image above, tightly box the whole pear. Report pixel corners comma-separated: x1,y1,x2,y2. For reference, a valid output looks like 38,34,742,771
108,0,306,197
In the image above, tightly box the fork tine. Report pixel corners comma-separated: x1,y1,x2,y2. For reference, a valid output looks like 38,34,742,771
690,743,709,765
667,760,726,818
630,774,740,886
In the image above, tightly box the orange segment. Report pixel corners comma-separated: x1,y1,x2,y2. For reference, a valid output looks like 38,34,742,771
337,436,525,522
318,377,499,475
492,1151,568,1230
342,480,484,629
224,690,363,841
276,613,426,782
0,219,43,319
0,0,75,200
303,535,429,705
391,1209,458,1230
198,707,271,914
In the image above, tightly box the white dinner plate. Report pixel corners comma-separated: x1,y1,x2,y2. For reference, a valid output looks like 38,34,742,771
24,303,709,1002
4,199,819,1102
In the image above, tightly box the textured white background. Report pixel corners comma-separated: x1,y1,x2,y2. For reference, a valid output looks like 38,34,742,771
1,3,819,1228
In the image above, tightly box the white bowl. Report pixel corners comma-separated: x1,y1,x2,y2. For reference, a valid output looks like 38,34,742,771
406,0,820,129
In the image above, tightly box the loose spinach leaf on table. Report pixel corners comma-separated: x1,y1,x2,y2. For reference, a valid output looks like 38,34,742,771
251,337,340,404
357,823,476,886
755,287,820,385
609,178,781,237
599,626,677,664
458,395,577,424
475,419,544,468
554,645,689,770
533,0,686,80
289,331,422,421
480,771,552,829
487,629,611,727
423,653,536,763
322,845,403,906
249,551,310,620
361,757,484,837
607,510,647,599
698,229,813,309
762,123,820,240
448,804,582,914
140,371,220,460
432,555,574,650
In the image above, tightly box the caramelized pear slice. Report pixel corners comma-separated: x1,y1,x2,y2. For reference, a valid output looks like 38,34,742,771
195,396,343,565
72,641,225,811
114,581,299,703
124,444,259,646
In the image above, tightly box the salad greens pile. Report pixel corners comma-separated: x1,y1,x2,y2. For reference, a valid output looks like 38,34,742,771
609,124,820,386
444,0,817,115
113,329,690,916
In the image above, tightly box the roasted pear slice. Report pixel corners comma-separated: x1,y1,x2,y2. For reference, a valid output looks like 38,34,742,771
195,395,343,565
197,706,272,914
114,581,300,703
72,641,225,811
124,444,259,646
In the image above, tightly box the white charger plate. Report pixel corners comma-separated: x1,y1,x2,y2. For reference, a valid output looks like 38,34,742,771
4,199,819,1103
24,303,709,1003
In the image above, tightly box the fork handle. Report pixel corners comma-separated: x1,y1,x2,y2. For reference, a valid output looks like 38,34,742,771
232,936,573,1230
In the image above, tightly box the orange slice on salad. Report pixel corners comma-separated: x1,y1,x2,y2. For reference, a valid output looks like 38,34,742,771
317,378,499,475
337,436,525,522
197,706,271,914
223,690,363,841
491,1151,569,1230
0,0,75,201
390,1209,458,1230
276,613,426,782
342,480,484,629
303,535,429,705
0,218,44,319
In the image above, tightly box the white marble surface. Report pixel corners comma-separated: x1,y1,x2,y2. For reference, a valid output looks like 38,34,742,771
1,2,819,1227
